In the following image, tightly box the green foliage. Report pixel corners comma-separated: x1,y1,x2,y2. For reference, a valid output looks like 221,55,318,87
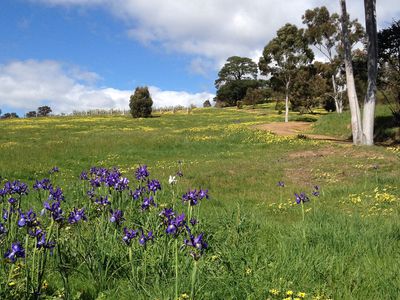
215,79,261,107
243,87,271,108
129,86,153,118
236,100,243,109
1,112,19,119
214,56,260,107
215,56,258,89
37,106,52,117
26,111,37,118
378,19,400,125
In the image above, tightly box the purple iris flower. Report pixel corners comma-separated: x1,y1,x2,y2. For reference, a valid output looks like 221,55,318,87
122,228,138,245
312,186,320,197
94,196,111,206
190,218,198,226
3,209,9,221
159,208,175,222
295,192,310,204
68,208,87,224
110,209,124,225
182,189,209,206
80,171,89,180
166,213,186,235
277,181,285,187
0,223,7,235
36,233,56,250
138,229,153,246
17,209,38,228
130,187,145,200
48,186,64,201
8,197,17,205
135,165,150,181
90,178,101,188
2,180,29,196
147,179,161,193
114,177,129,191
43,201,64,222
4,242,25,263
49,167,59,174
33,178,52,191
141,196,157,210
184,232,208,258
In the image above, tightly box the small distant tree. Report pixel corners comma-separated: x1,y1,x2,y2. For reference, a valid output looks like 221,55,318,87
37,106,52,117
1,112,19,119
26,111,37,118
203,100,212,107
129,86,153,118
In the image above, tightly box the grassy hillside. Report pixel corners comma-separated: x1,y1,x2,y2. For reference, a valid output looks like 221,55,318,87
0,106,399,299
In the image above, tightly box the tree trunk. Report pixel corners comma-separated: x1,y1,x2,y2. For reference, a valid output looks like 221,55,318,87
340,0,363,144
362,0,378,145
331,75,344,113
285,81,290,123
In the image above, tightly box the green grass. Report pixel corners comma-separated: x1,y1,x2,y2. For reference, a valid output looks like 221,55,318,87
0,106,399,299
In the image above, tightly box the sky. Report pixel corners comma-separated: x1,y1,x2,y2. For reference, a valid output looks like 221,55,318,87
0,0,399,116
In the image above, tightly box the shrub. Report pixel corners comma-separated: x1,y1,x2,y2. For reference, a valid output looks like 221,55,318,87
203,100,212,107
26,111,37,118
129,87,153,118
275,100,285,112
236,100,243,109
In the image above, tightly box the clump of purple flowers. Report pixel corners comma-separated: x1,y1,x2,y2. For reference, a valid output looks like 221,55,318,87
135,165,149,181
182,189,209,206
1,180,29,197
295,192,310,204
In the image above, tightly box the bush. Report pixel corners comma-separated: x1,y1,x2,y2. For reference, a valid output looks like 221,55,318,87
26,111,37,118
236,100,243,109
129,87,153,118
203,100,212,108
275,100,285,111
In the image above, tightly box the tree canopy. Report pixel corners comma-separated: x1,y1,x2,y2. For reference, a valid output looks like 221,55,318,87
215,56,258,89
259,23,314,121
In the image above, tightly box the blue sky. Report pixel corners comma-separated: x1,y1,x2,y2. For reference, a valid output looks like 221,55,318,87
0,0,399,115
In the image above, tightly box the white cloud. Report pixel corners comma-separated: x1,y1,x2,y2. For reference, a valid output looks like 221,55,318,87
0,60,214,114
31,0,400,73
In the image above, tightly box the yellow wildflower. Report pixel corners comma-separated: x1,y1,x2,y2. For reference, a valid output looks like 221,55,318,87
269,288,280,295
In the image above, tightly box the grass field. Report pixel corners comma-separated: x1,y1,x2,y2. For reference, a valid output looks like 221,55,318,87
0,105,399,299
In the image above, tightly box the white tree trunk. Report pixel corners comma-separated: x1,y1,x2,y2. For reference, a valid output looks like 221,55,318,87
340,0,363,145
331,75,344,113
285,81,290,123
362,0,378,145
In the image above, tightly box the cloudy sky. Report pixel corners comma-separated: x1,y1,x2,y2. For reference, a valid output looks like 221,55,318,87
0,0,399,115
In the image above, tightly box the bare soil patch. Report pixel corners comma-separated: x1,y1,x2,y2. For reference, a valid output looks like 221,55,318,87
253,121,349,143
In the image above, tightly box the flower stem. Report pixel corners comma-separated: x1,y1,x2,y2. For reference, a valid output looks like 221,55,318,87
175,238,179,300
190,261,198,299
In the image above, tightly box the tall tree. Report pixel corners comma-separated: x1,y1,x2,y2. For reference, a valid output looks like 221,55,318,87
362,0,378,145
214,56,259,106
37,106,52,117
259,23,314,122
340,0,378,145
215,56,258,89
340,0,363,144
303,6,364,113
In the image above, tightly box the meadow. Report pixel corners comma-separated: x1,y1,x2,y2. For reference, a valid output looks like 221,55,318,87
0,105,399,300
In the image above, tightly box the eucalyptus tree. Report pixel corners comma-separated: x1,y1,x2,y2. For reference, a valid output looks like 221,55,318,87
302,6,364,113
259,23,314,122
340,0,378,145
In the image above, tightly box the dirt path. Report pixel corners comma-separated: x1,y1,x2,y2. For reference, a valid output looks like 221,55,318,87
253,122,350,143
